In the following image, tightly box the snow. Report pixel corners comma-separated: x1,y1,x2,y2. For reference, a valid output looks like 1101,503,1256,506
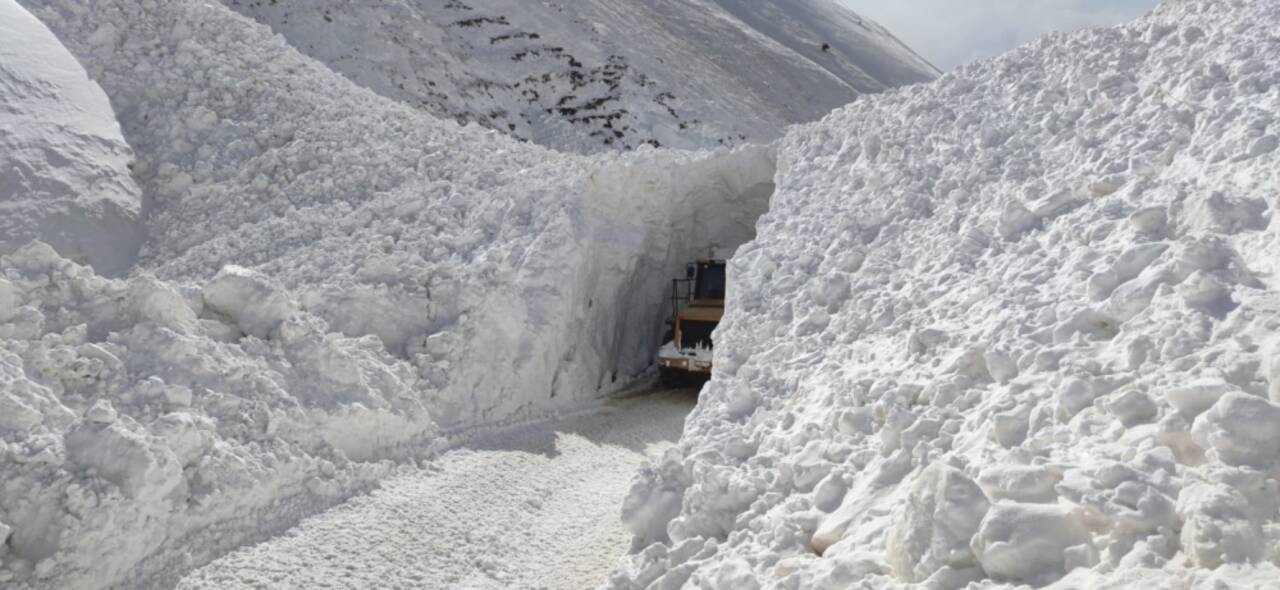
5,0,1278,587
0,0,143,276
1,0,933,586
19,0,785,428
884,463,990,583
200,266,298,341
0,241,424,588
175,390,693,590
220,0,937,153
608,0,1280,588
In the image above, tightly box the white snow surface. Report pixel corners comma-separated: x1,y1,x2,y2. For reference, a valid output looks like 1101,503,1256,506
0,0,143,276
6,0,1279,588
0,0,809,587
175,389,693,590
218,0,938,153
608,0,1280,588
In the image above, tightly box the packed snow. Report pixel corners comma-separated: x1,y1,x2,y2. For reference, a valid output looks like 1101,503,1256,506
609,0,1280,588
175,389,693,590
0,0,143,276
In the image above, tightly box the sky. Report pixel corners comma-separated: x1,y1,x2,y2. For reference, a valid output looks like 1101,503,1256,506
841,0,1161,71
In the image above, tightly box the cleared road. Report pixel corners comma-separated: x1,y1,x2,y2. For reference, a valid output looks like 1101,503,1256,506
175,389,696,590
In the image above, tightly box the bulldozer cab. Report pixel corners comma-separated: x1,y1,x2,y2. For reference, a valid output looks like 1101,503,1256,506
658,258,727,380
690,261,726,300
669,259,726,324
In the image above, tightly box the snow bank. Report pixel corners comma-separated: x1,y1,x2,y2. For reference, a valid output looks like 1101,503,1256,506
0,242,432,588
0,0,142,276
0,148,770,586
610,0,1280,587
17,0,777,428
3,0,784,586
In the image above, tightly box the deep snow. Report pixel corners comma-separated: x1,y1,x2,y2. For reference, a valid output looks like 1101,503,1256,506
609,0,1280,588
0,0,929,587
5,0,1279,588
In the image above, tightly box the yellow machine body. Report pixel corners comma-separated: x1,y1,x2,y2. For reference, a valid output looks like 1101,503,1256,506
657,259,727,377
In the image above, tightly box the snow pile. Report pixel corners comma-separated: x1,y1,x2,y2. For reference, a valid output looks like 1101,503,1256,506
2,0,795,586
0,0,142,276
220,0,937,152
18,0,775,429
610,0,1280,587
0,242,429,588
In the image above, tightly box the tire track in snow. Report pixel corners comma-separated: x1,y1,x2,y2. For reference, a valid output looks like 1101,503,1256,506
175,390,696,590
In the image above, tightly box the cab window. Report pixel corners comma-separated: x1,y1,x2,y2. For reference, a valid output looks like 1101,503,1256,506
695,262,726,300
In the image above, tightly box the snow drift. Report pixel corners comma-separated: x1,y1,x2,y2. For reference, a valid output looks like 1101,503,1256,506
0,0,142,276
610,0,1280,588
220,0,938,152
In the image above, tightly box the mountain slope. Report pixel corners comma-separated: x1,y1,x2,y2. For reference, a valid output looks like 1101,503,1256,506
221,0,938,152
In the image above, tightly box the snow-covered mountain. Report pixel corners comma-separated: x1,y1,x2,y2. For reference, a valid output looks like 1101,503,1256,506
611,0,1280,587
221,0,938,152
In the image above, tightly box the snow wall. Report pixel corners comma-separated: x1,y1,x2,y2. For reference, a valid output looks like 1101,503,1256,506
452,148,775,425
2,0,777,587
0,0,143,276
609,0,1280,588
0,150,774,590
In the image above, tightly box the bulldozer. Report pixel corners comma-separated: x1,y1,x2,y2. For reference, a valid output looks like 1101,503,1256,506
656,257,726,382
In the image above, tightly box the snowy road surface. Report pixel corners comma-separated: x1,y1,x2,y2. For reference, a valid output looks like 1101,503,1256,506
175,389,696,590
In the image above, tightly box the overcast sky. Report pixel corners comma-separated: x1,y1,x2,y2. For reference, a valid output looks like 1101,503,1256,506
841,0,1161,71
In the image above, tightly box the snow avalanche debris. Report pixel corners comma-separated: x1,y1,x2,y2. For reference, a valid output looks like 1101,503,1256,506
608,1,1280,588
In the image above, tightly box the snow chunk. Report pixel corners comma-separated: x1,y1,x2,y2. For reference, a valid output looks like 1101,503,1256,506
621,451,688,545
128,276,200,334
0,278,18,323
1166,379,1240,420
977,465,1063,504
201,266,296,339
64,418,182,502
1265,338,1280,403
1106,388,1159,427
886,463,990,582
984,350,1018,385
0,353,50,433
1191,392,1280,469
1177,482,1265,568
86,400,117,425
0,390,44,434
152,412,215,467
970,503,1095,584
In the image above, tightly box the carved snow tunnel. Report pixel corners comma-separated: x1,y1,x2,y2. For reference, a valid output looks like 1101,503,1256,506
569,146,778,390
445,146,778,424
